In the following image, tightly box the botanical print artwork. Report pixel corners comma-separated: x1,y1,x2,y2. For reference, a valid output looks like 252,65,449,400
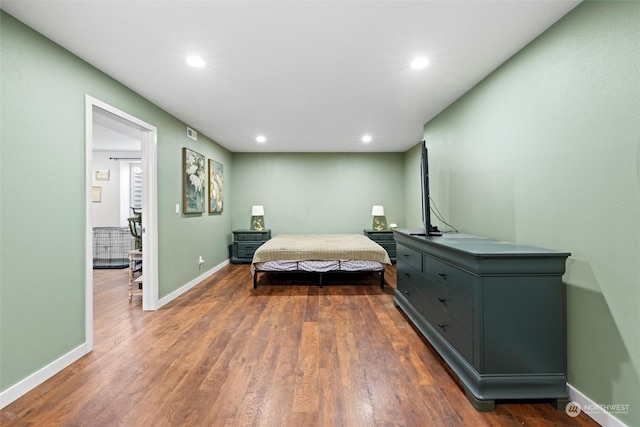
183,147,205,213
209,159,224,214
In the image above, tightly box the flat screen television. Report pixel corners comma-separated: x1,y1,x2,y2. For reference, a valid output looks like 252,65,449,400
421,140,441,236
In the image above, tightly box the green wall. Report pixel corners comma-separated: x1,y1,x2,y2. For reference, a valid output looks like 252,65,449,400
406,2,639,425
230,152,405,234
0,11,232,391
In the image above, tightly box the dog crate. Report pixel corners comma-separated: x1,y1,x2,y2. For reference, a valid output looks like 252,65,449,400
93,227,135,269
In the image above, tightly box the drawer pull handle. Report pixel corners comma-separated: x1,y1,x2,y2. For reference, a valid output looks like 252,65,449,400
437,324,447,331
404,273,411,278
438,298,447,305
438,273,447,279
404,290,410,295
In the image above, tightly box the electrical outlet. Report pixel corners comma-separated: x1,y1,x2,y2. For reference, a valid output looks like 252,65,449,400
198,256,204,264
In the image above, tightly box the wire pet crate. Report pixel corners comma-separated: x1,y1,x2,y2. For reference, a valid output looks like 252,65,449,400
93,227,135,269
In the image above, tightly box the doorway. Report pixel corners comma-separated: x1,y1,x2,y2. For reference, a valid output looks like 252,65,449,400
85,96,159,352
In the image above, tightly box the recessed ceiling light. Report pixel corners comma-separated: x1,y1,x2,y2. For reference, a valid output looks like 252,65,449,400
256,135,267,143
361,135,372,143
186,56,205,68
411,56,429,70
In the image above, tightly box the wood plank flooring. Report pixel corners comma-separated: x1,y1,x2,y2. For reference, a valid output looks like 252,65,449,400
1,264,599,426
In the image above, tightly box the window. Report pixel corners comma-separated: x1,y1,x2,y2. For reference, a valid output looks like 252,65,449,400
130,163,142,210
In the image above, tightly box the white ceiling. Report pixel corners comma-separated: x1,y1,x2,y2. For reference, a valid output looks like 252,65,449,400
2,0,581,153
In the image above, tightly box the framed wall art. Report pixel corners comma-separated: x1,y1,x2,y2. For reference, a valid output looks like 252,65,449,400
92,186,102,202
183,147,206,213
95,169,110,181
208,159,224,214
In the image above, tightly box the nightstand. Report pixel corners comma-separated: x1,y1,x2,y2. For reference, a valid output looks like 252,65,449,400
231,229,271,263
364,229,396,263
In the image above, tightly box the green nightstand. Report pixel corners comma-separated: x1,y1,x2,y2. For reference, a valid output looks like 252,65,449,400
231,229,271,264
364,229,396,263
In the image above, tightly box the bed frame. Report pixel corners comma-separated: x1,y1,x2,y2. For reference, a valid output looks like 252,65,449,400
250,233,390,290
252,266,386,289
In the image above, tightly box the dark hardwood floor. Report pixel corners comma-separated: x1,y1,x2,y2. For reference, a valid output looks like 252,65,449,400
1,264,599,426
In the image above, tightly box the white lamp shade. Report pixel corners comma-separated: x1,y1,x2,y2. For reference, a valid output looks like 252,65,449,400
251,205,264,216
371,205,385,216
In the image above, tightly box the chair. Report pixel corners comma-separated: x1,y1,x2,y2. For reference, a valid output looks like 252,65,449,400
127,208,143,302
127,207,142,250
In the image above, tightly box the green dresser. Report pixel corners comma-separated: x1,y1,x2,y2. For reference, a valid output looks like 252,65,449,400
231,229,271,264
363,229,396,263
393,229,570,411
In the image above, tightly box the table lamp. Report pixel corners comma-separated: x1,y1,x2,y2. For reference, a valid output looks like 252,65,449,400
371,205,387,231
251,205,265,230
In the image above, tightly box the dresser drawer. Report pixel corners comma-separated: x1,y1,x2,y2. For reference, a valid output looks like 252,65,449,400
424,279,472,332
397,267,427,312
373,233,395,241
237,250,258,259
235,232,267,241
423,300,474,364
378,241,396,253
237,242,264,252
397,244,423,272
385,248,397,259
423,255,474,302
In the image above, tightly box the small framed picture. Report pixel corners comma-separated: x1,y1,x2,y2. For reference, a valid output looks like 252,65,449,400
92,186,102,202
95,170,110,181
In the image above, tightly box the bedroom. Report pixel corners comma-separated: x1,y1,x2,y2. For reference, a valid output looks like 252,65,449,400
1,2,638,426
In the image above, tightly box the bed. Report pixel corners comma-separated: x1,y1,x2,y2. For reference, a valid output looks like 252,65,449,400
251,233,391,289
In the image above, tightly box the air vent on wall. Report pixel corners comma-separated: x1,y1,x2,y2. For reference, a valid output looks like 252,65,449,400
187,126,198,141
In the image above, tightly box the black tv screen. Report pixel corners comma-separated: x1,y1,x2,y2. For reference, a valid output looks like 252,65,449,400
421,140,441,236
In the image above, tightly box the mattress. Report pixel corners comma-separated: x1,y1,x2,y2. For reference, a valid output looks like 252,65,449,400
251,233,391,275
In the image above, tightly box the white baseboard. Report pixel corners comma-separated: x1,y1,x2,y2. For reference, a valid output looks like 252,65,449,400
0,343,87,410
157,258,230,308
568,383,630,427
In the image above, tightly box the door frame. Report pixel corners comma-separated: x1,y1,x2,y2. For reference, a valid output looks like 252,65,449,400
85,95,159,351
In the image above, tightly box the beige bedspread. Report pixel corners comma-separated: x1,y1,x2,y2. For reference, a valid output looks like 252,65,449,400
251,234,391,274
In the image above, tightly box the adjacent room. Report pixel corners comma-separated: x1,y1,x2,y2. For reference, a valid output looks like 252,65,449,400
1,1,638,426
